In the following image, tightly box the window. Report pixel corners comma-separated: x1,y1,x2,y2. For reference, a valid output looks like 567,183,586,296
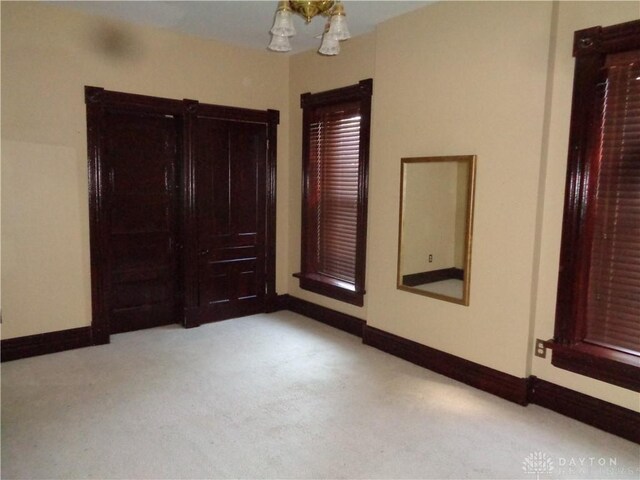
551,20,640,391
295,79,373,306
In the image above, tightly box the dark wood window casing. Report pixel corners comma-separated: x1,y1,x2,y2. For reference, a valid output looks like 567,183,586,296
551,20,640,392
295,79,373,306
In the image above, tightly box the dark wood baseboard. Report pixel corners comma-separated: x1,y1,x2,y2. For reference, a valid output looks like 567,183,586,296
402,268,464,287
272,294,292,312
529,377,640,444
363,325,529,405
283,295,365,337
181,306,200,329
1,326,95,362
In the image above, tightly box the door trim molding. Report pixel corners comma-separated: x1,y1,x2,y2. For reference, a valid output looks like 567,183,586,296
85,86,279,336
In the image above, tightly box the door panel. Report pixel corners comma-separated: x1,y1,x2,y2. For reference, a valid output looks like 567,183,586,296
110,196,171,233
102,110,181,334
87,87,278,339
195,118,267,322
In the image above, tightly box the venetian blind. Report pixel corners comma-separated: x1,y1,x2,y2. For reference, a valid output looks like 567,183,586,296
584,51,640,355
308,101,362,283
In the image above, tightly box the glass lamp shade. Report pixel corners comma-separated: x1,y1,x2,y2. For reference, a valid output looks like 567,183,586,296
270,9,296,37
328,14,350,41
268,34,292,52
318,32,340,56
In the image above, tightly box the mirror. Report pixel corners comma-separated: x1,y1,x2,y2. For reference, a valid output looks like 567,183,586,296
397,155,476,305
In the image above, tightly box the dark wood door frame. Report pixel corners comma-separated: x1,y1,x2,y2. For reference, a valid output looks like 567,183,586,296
85,86,279,343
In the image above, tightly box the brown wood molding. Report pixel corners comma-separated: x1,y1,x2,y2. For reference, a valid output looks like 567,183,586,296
573,20,640,57
300,78,373,108
293,273,365,307
85,85,279,337
284,295,365,337
363,325,529,405
1,327,95,362
548,342,640,392
553,20,640,390
186,100,278,124
402,268,464,287
271,294,292,312
298,79,372,307
529,377,640,444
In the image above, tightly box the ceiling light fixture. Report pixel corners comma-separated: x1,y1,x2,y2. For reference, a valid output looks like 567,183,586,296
268,1,351,56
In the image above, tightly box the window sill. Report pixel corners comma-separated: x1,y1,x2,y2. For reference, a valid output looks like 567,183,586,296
293,272,364,307
547,341,640,392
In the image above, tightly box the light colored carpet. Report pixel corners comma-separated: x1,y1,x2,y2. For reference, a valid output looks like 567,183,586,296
414,279,463,299
2,311,638,479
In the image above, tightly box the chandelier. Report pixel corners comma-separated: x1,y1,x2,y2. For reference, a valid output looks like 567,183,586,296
268,1,351,56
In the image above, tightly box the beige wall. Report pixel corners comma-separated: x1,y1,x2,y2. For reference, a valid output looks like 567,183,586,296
1,2,290,339
400,162,457,275
289,1,638,410
367,0,552,381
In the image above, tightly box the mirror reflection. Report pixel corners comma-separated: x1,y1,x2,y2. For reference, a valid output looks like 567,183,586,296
397,156,476,305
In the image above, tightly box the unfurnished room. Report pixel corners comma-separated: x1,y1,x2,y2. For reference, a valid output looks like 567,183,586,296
1,1,639,479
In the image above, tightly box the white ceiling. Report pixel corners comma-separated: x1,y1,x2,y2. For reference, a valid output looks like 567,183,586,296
52,1,433,54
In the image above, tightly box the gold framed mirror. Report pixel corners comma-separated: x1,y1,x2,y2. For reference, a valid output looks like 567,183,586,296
397,155,476,305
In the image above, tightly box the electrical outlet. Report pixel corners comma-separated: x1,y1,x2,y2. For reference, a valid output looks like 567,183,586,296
535,339,547,358
428,254,433,263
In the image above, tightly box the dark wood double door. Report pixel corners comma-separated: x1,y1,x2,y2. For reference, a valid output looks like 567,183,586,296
86,87,278,340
